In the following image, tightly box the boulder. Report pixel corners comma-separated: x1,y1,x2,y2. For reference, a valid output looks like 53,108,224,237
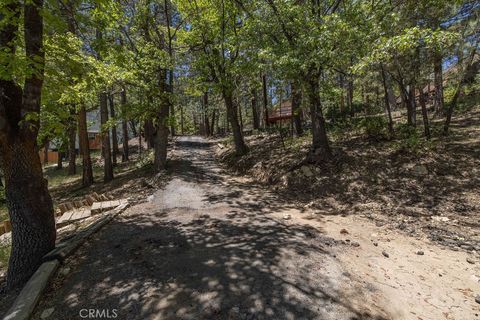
300,165,314,177
412,164,428,176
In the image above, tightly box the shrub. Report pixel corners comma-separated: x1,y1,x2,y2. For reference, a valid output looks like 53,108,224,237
358,116,387,138
395,123,432,153
136,149,154,168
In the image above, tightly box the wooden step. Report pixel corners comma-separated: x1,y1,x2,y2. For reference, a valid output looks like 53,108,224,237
91,199,128,215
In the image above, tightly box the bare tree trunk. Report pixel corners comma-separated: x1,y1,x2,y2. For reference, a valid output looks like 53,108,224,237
100,90,113,182
347,77,354,117
0,0,56,290
154,65,170,171
169,69,175,136
154,99,170,171
251,87,260,130
2,138,56,290
129,120,137,137
385,74,397,111
144,119,155,149
78,105,94,186
306,70,332,162
291,80,303,136
380,66,394,136
203,92,210,136
139,129,143,155
121,89,129,162
238,101,244,131
262,73,269,127
223,90,248,155
96,30,113,181
418,86,431,140
211,109,217,135
56,151,63,170
43,141,49,164
67,108,76,175
339,74,345,114
108,94,119,166
407,85,417,126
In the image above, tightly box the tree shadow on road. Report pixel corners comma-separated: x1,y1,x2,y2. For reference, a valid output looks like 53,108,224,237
35,207,388,320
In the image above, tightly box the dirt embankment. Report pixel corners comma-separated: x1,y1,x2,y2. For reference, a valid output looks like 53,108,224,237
216,110,480,254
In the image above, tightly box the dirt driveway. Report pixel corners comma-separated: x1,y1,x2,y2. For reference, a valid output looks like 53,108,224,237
32,136,479,320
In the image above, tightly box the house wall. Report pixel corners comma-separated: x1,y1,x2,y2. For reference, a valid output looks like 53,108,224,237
89,134,102,150
39,149,59,164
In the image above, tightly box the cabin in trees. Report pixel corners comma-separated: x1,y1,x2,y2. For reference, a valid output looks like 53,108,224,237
266,99,293,125
39,130,102,165
38,148,59,165
86,131,102,150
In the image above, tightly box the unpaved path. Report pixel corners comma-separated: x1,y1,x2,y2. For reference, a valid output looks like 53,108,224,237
33,137,479,320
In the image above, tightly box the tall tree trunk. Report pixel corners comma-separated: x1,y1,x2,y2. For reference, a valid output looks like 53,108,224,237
380,66,394,136
418,86,431,140
211,109,217,135
262,73,269,127
238,101,244,131
169,69,175,136
407,85,417,127
144,119,155,149
67,108,76,175
154,66,170,171
57,151,63,170
43,141,49,164
78,105,93,186
2,138,56,290
223,90,248,155
399,83,408,114
154,99,170,171
180,105,185,135
108,94,119,166
0,0,56,290
385,73,397,111
433,51,444,116
339,74,345,114
64,0,80,175
121,89,129,162
347,77,354,117
251,87,260,130
100,91,113,182
139,128,143,155
96,30,113,181
129,120,137,137
306,70,331,162
203,92,210,136
291,80,303,136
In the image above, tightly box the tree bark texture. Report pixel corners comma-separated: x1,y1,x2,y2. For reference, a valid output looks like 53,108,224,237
0,0,56,290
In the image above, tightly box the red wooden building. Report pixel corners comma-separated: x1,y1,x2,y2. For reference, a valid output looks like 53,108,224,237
266,99,293,125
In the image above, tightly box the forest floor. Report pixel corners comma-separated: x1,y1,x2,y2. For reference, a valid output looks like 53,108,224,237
218,106,480,255
13,135,477,320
